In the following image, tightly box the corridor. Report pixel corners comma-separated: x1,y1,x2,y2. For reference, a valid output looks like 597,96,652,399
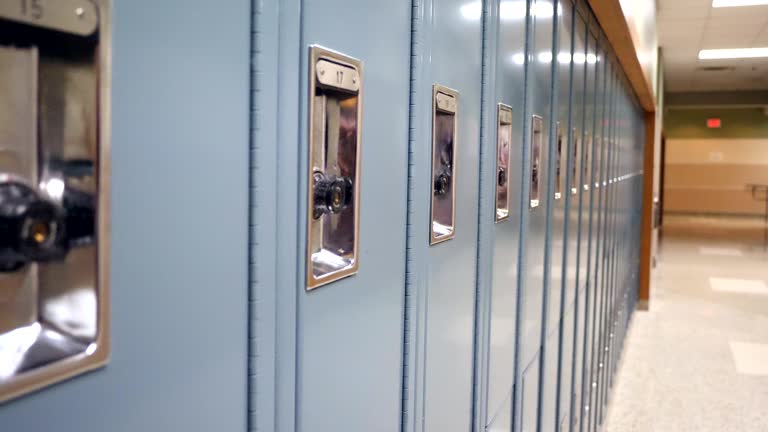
605,216,768,431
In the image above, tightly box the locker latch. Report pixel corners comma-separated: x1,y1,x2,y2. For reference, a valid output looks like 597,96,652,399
306,46,362,289
0,0,110,403
495,104,512,222
530,115,543,209
430,85,458,244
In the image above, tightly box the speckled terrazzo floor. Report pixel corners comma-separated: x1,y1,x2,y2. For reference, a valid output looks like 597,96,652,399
603,215,768,432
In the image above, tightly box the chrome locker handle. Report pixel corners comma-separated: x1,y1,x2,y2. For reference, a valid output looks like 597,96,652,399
306,46,362,290
430,85,458,244
495,103,513,222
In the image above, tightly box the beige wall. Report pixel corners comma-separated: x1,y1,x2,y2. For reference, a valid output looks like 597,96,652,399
619,0,658,98
664,138,768,215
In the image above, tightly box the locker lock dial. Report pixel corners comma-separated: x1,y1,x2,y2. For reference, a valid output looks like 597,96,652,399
0,179,95,272
497,167,507,187
0,180,65,271
313,173,353,218
434,171,451,197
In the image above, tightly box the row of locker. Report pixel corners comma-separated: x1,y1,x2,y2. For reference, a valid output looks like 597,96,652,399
251,0,645,432
0,0,643,430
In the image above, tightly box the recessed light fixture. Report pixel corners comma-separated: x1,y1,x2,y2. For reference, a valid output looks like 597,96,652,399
699,47,768,59
712,0,768,7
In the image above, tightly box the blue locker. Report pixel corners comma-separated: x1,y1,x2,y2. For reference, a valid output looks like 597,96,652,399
577,17,599,432
475,0,527,430
566,9,589,432
541,1,575,430
0,0,251,429
0,1,652,430
513,0,555,430
586,37,609,432
607,66,623,417
598,71,613,424
554,1,584,430
592,58,609,430
252,1,413,431
596,62,617,427
609,82,632,388
403,0,482,431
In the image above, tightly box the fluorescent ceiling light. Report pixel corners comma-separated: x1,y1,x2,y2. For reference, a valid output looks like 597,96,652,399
712,0,768,7
698,47,768,59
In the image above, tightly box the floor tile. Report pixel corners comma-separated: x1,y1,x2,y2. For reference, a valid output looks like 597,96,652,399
729,341,768,376
604,215,768,432
709,277,768,295
698,246,743,257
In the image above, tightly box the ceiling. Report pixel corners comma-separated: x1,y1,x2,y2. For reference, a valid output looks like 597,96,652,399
659,0,768,92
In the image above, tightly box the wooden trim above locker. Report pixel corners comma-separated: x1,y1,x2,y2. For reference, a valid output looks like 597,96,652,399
585,0,656,112
638,111,655,310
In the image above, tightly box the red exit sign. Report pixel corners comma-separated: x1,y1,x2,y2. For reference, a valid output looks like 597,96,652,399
707,118,722,129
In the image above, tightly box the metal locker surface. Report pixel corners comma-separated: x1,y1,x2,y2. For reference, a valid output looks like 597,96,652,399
0,0,251,429
511,0,555,429
590,57,608,432
595,61,616,429
566,9,588,431
487,392,514,432
541,332,561,432
252,0,413,431
403,0,482,431
598,82,613,426
586,38,609,432
515,7,555,427
547,0,574,339
521,355,541,432
558,0,579,328
475,0,527,428
519,0,554,365
600,65,620,423
541,1,575,430
558,307,576,432
578,21,599,432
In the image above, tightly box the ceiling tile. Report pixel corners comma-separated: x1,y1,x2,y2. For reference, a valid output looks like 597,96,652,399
660,36,703,48
709,6,768,21
700,33,758,48
663,46,700,56
659,0,768,91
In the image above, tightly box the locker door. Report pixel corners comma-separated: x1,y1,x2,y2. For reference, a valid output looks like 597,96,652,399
577,19,598,432
259,1,414,431
587,38,608,432
542,1,574,431
403,1,481,431
609,85,629,388
477,1,527,431
558,3,587,430
596,63,616,427
514,0,555,430
599,72,613,422
567,10,589,432
0,1,250,430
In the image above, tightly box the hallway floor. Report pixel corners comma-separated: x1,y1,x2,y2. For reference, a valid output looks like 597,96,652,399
603,215,768,432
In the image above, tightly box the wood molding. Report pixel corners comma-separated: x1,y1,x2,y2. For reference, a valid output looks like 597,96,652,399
587,0,656,112
638,111,656,306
